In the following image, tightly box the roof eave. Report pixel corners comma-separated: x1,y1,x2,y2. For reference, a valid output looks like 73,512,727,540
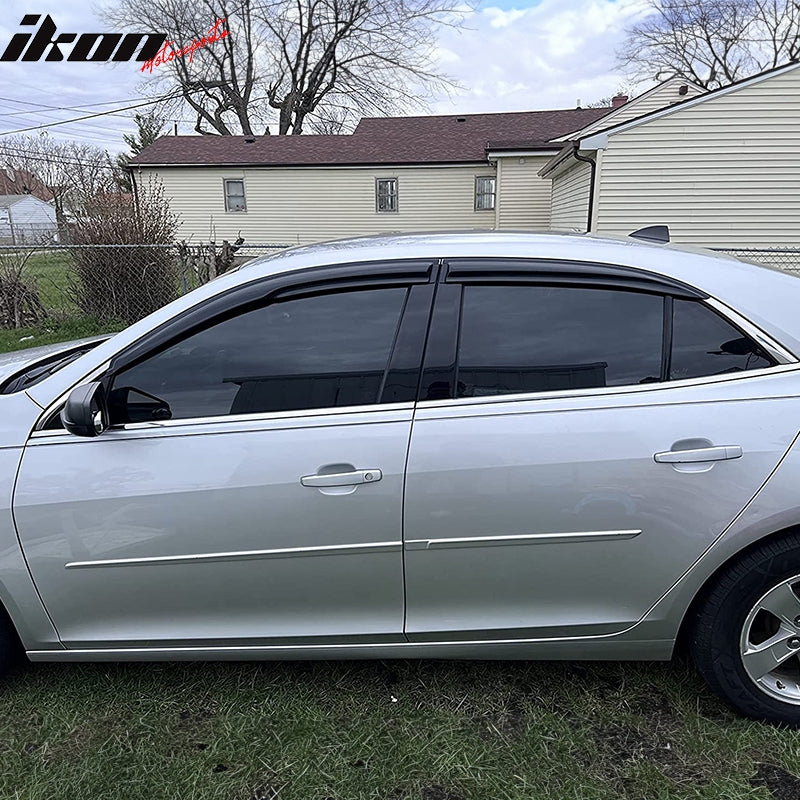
130,158,493,168
538,142,580,178
579,60,800,147
485,147,562,159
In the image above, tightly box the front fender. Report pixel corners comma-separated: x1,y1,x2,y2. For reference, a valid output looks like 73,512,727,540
0,392,61,651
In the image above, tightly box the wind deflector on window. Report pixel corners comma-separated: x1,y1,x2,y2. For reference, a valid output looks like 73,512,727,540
629,225,670,244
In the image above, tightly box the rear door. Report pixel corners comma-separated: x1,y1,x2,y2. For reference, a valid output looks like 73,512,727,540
403,259,800,641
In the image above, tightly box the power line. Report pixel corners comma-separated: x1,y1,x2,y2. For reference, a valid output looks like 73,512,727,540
0,105,141,135
0,109,143,137
0,146,119,169
0,89,187,137
0,95,156,118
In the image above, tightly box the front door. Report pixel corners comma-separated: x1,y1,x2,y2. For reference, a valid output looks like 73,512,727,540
403,274,800,641
14,283,426,648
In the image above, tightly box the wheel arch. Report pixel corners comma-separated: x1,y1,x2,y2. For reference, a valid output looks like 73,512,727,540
674,524,800,655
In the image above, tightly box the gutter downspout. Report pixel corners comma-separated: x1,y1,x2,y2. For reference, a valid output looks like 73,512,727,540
572,143,596,233
129,166,140,218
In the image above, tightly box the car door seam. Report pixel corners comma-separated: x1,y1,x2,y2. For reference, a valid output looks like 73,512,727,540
9,442,64,646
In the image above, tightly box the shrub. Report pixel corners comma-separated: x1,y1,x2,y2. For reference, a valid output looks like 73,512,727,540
70,185,179,324
0,248,45,329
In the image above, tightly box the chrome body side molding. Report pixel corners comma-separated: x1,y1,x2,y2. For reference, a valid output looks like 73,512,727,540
403,530,643,550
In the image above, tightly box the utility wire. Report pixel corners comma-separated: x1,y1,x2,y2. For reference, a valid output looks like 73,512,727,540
0,109,144,137
0,89,188,137
0,95,156,117
0,146,120,169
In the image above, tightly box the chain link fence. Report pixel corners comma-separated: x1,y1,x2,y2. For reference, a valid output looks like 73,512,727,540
0,240,798,336
715,247,800,274
0,241,288,330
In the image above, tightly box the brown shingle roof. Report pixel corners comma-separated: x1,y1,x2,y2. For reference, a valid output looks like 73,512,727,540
130,107,613,167
0,168,52,201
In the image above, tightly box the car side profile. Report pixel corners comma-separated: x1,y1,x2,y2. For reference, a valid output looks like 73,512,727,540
4,231,800,725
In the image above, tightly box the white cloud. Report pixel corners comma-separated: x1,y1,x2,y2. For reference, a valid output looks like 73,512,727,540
433,0,651,113
484,8,528,28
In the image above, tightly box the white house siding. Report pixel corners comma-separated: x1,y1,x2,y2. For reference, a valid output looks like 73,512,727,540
550,160,591,231
594,64,800,247
139,164,500,244
571,78,706,139
495,156,552,229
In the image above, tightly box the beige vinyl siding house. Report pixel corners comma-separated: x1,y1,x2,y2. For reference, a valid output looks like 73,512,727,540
568,77,705,138
130,106,613,244
142,164,498,245
494,156,552,228
542,62,800,247
549,160,592,231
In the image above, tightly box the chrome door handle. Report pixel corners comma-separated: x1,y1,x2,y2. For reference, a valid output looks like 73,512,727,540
654,445,742,464
300,469,382,487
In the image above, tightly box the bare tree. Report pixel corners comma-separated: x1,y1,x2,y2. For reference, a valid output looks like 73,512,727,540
0,247,46,329
620,0,800,89
0,134,71,229
101,0,465,135
0,134,115,228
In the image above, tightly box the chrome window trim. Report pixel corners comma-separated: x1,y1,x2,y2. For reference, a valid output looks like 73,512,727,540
420,288,797,412
415,362,800,414
704,295,798,363
30,400,415,441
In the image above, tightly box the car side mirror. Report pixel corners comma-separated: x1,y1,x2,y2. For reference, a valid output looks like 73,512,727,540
61,381,107,437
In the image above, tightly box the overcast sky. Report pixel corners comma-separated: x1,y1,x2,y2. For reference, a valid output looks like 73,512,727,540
0,0,650,154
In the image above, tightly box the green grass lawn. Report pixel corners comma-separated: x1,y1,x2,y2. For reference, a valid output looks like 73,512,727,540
0,316,121,354
24,251,77,313
1,657,798,799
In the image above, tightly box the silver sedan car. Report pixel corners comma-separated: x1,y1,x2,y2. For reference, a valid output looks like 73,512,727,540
2,231,800,725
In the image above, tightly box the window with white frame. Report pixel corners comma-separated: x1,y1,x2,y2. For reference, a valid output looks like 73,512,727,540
224,179,246,212
376,178,398,213
475,176,496,211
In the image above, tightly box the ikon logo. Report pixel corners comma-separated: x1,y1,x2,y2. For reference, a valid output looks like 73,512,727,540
0,14,168,62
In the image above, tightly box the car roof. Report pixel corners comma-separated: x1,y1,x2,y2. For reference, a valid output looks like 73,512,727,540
242,231,749,283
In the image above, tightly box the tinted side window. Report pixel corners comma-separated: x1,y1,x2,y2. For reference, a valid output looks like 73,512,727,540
456,286,663,397
670,299,776,380
111,287,408,421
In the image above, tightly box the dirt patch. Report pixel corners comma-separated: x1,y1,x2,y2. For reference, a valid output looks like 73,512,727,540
588,721,708,790
172,706,216,753
750,763,800,800
477,693,526,740
594,722,679,770
41,714,121,762
624,686,676,719
177,707,216,726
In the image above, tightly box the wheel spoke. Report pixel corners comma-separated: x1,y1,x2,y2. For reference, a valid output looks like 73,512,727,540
758,582,800,626
742,628,799,681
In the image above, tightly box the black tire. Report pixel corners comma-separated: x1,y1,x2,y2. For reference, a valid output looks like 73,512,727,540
692,531,800,726
0,607,21,677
